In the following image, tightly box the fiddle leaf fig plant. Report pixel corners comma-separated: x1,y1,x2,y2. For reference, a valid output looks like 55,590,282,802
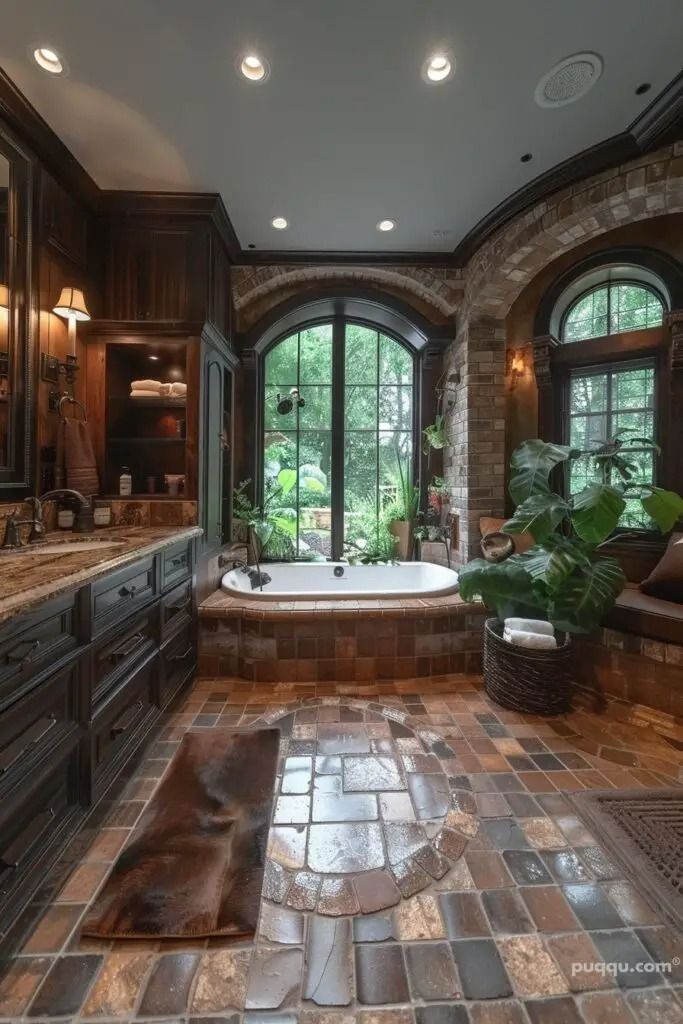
459,433,683,634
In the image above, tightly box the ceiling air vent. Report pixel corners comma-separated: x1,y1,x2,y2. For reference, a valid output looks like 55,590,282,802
534,52,603,108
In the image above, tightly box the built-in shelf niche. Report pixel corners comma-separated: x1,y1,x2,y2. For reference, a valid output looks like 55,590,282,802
105,341,190,497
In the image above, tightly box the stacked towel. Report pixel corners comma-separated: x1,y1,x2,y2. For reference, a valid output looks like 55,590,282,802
503,617,557,650
129,380,186,398
170,381,187,396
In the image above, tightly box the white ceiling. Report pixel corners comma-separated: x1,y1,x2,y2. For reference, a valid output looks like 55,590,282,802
1,0,681,253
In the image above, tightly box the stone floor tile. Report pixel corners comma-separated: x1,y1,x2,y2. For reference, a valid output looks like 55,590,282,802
498,935,569,998
434,827,468,861
465,850,515,889
481,888,535,936
245,948,303,1009
263,860,291,903
451,938,512,999
434,859,476,892
439,892,490,939
317,724,371,755
274,794,311,824
627,988,683,1023
503,849,554,885
190,950,252,1013
268,825,308,868
408,773,451,819
355,943,410,1005
317,877,360,916
379,791,416,820
21,904,84,954
286,870,321,911
414,844,450,880
576,846,622,881
390,856,433,897
315,755,342,774
394,893,446,940
27,954,103,1017
258,902,305,945
308,822,384,873
561,884,625,930
343,755,405,791
402,752,443,773
540,849,592,883
524,996,584,1023
360,1010,415,1024
520,885,581,932
415,1006,469,1024
405,941,460,1000
446,809,479,837
546,932,614,993
312,776,378,822
383,822,431,865
138,952,200,1016
352,912,395,942
589,930,657,989
300,1012,356,1024
579,990,638,1024
281,756,313,794
635,926,683,984
353,868,402,913
467,1001,527,1023
520,817,569,849
0,956,51,1016
55,862,110,902
81,950,154,1016
303,915,352,1006
602,881,660,926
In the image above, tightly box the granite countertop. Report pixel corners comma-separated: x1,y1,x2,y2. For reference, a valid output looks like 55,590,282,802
0,525,202,626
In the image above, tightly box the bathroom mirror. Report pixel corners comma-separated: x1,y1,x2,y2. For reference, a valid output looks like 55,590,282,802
0,124,34,495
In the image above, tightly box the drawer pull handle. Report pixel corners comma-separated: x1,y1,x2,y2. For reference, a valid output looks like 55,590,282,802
106,633,145,663
169,555,186,568
118,585,138,598
7,639,42,665
0,716,57,774
169,645,193,662
111,700,143,738
167,599,189,614
1,809,55,869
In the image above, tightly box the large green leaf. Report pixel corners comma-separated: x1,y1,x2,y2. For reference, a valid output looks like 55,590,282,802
547,558,626,634
641,487,683,533
509,440,573,505
458,558,543,619
504,493,568,541
277,468,297,496
515,538,592,590
571,484,625,543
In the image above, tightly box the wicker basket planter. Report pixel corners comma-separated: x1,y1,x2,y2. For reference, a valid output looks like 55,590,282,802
483,618,573,716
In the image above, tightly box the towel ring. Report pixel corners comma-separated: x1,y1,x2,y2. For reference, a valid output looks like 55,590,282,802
58,394,88,422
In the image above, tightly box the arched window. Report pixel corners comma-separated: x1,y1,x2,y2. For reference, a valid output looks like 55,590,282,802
562,281,664,342
262,318,415,559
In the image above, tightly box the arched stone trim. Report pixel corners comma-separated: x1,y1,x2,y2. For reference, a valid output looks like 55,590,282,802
463,144,683,320
232,264,463,319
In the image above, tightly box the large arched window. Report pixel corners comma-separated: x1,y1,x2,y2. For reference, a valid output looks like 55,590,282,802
562,281,665,342
262,318,416,559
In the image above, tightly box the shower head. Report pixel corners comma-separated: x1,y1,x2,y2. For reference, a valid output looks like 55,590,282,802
276,387,305,415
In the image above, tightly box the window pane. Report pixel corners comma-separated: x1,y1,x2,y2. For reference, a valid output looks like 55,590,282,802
345,385,377,429
379,386,413,430
298,431,332,558
265,333,298,385
379,431,413,507
300,325,333,383
569,414,608,449
563,282,664,342
614,366,654,410
344,433,378,548
345,325,377,384
570,374,607,414
299,386,332,430
379,335,412,384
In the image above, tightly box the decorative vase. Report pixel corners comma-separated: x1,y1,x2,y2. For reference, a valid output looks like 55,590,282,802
388,520,414,560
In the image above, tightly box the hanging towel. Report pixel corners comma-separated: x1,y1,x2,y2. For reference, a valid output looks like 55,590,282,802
62,418,99,497
170,381,187,396
131,379,165,393
504,617,554,637
503,628,557,650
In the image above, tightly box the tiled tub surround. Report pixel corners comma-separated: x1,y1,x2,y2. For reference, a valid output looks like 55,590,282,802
199,589,487,681
1,676,682,1022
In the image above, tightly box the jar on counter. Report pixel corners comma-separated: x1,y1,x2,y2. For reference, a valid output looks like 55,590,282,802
93,500,112,528
58,508,74,530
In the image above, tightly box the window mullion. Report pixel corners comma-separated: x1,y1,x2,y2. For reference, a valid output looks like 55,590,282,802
331,317,345,560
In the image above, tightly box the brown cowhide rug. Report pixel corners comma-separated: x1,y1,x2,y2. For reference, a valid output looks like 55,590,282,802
82,728,280,939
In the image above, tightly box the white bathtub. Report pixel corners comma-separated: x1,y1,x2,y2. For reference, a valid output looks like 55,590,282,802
220,561,459,600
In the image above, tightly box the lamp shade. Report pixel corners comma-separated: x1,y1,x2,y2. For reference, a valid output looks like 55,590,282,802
53,286,90,321
0,283,8,309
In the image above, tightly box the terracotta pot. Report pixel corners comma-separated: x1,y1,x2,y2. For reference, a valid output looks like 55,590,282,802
388,520,414,560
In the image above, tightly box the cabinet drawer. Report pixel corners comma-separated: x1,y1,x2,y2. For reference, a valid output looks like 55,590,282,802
0,745,81,924
91,608,158,710
0,661,80,809
0,593,81,710
161,578,192,639
160,622,195,709
91,557,157,637
161,539,193,591
90,656,158,800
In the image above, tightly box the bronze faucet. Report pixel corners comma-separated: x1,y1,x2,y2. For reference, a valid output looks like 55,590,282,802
1,490,95,549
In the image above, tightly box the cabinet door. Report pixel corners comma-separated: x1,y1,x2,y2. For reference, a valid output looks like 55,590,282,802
108,225,208,321
200,347,233,549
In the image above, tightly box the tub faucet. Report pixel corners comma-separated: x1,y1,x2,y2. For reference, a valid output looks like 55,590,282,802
231,558,271,591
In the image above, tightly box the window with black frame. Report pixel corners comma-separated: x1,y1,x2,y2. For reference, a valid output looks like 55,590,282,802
262,321,415,559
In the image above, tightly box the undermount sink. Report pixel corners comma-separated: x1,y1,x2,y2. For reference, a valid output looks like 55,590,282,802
1,539,127,556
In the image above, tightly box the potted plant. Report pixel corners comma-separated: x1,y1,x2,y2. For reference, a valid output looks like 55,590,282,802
385,458,420,560
232,478,294,561
428,476,451,525
422,413,449,456
459,433,683,713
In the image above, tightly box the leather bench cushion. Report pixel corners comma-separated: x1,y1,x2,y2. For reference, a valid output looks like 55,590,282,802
604,582,683,645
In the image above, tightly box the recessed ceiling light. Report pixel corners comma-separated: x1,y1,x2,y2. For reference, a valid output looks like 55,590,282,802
271,216,288,230
33,47,64,74
635,82,651,96
377,219,396,232
148,354,160,362
422,53,453,84
240,54,269,82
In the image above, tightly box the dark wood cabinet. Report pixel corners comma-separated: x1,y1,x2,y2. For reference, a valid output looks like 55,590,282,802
40,171,88,269
200,339,235,550
0,536,198,952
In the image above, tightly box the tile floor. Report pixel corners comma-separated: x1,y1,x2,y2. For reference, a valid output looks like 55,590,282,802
1,673,682,1024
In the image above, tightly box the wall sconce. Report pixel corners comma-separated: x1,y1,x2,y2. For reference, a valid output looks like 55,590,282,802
507,348,528,389
41,287,92,395
0,283,8,309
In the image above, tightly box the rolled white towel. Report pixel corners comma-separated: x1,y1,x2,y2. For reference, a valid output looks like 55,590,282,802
170,381,187,396
504,617,555,637
504,628,557,650
131,379,164,392
130,389,164,398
